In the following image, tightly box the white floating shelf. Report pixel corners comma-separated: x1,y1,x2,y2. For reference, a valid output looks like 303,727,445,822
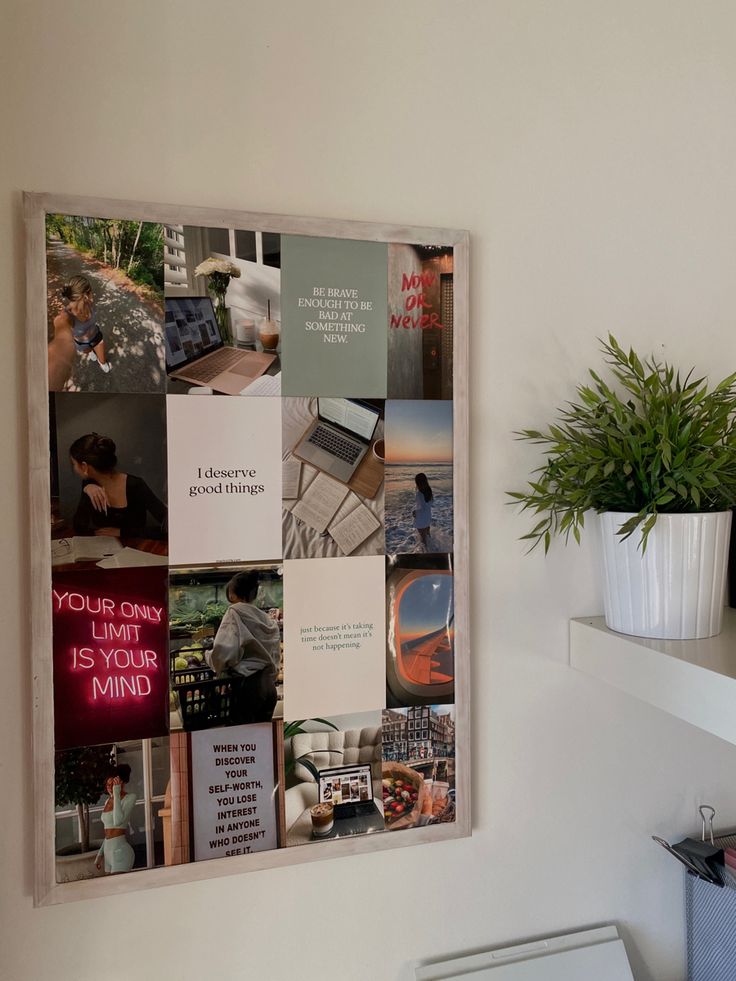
570,609,736,746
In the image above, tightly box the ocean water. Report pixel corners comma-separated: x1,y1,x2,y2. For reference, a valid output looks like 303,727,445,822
385,464,454,554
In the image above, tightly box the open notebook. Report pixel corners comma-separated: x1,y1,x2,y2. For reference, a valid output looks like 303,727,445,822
51,536,122,565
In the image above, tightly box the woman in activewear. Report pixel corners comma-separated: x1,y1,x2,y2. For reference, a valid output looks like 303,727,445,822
413,472,433,551
95,765,136,874
70,432,167,540
55,275,111,373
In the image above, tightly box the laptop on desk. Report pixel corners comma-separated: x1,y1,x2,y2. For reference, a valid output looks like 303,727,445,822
318,763,384,835
165,297,275,395
293,398,381,483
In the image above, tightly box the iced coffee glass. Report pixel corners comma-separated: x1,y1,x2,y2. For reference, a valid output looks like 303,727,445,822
310,801,334,837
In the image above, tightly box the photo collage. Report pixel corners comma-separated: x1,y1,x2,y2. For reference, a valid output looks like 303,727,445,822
46,213,457,882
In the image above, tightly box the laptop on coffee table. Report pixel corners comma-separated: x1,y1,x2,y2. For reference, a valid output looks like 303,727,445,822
317,763,384,837
165,296,275,395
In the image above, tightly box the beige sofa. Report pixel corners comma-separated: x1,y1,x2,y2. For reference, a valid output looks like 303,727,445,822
285,726,382,844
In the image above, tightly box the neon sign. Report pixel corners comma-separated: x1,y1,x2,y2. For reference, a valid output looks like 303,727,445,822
389,271,445,330
52,567,169,750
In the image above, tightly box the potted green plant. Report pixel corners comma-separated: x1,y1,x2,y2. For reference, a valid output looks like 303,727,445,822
509,336,736,639
55,744,114,882
283,718,339,781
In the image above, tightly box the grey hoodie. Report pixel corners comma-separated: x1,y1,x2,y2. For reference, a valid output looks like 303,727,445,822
207,602,280,679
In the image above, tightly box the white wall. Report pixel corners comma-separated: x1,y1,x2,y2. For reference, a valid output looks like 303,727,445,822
3,2,736,978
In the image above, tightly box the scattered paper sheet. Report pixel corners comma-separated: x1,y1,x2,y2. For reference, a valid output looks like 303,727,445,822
291,472,348,533
240,372,282,396
329,497,381,555
96,547,169,569
52,536,123,565
282,458,302,499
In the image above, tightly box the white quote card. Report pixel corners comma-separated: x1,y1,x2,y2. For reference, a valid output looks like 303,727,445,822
167,395,282,565
283,555,386,719
191,723,278,861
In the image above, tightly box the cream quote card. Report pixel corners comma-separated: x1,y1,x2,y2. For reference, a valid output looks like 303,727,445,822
283,555,386,719
166,395,282,565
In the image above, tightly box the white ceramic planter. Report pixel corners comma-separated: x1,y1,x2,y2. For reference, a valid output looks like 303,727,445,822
599,511,733,640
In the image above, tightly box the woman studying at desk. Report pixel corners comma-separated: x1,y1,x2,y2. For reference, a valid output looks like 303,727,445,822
69,432,167,540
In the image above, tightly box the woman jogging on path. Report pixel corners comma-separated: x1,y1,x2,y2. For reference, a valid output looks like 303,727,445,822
55,275,111,373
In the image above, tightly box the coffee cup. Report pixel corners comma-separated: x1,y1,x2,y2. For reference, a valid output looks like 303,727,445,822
310,801,334,837
259,318,280,351
372,438,385,461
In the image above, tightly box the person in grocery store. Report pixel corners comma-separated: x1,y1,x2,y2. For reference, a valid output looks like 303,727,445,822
95,764,136,875
207,571,280,724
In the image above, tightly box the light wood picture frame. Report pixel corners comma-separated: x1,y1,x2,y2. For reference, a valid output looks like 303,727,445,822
25,192,470,905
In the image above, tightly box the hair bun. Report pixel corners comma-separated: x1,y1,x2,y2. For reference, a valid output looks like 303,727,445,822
93,433,116,452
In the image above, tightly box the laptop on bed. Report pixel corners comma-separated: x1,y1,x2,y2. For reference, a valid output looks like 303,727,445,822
165,296,275,395
292,398,381,483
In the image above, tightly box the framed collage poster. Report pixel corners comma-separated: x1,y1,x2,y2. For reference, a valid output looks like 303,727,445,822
25,192,470,904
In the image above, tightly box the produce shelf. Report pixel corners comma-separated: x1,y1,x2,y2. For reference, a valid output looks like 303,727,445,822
569,609,736,745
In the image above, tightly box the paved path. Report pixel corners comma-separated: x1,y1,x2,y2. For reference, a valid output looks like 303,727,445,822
47,240,165,393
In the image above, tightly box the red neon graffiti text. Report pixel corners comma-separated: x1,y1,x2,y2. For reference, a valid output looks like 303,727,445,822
401,273,436,292
392,270,444,330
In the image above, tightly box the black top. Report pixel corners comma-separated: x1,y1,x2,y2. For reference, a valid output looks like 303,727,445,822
73,474,167,539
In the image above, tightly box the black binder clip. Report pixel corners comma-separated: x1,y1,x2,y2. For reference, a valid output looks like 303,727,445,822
653,805,725,887
652,804,724,888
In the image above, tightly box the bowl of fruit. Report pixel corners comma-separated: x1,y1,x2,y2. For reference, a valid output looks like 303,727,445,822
381,762,425,830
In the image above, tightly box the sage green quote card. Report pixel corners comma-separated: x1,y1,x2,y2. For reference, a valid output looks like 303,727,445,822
281,236,388,396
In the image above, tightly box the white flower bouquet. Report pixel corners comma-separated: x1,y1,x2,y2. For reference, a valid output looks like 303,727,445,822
194,256,242,344
194,257,241,279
